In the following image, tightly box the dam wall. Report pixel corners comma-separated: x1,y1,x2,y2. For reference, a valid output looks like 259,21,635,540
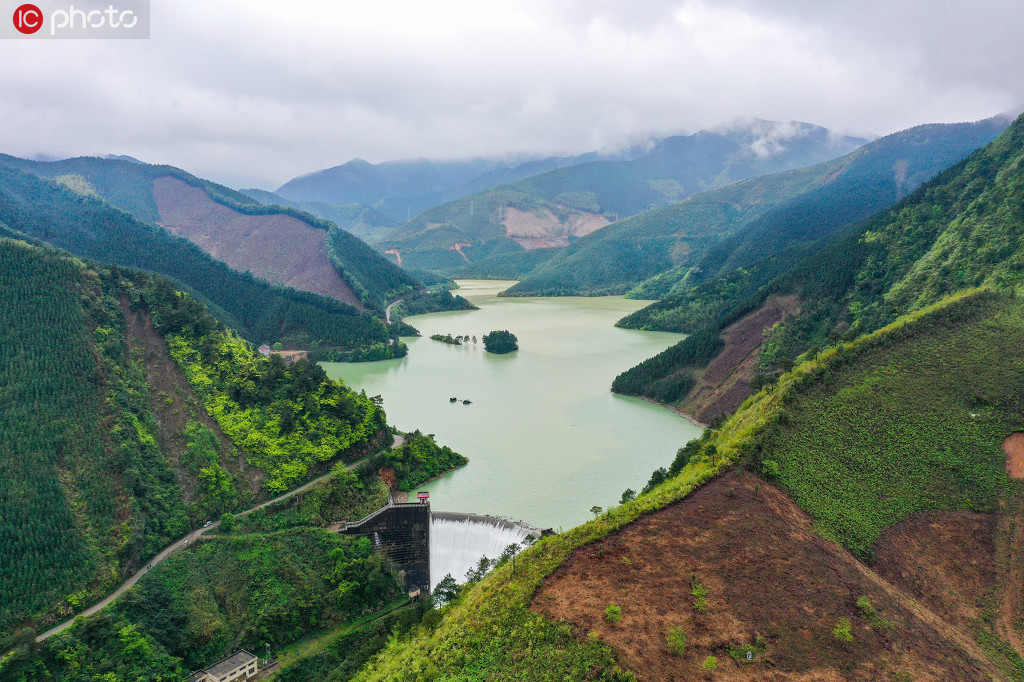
338,502,431,593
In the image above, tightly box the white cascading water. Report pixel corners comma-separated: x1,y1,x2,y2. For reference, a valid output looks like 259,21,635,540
430,512,538,590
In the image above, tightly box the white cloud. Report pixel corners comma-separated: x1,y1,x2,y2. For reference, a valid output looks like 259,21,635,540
0,0,1020,188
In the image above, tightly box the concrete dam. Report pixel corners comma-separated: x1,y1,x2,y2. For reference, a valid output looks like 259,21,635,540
336,503,540,592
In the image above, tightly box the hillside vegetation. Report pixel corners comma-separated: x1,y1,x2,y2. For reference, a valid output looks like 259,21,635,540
509,116,1008,297
0,165,402,357
0,238,394,640
3,528,406,681
377,121,865,273
613,112,1024,419
0,154,419,313
353,288,1024,680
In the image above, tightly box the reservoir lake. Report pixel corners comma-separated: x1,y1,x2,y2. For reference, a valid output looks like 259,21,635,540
322,280,703,531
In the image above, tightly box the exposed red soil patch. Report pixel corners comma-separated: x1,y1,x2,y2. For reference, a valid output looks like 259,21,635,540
151,176,362,308
531,471,1000,681
681,294,800,423
1002,432,1024,479
449,242,471,262
873,511,996,630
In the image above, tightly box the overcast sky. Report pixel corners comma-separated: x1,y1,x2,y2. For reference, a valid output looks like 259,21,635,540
2,0,1022,188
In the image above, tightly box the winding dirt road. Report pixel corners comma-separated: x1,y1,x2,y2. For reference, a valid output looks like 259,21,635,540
36,433,405,642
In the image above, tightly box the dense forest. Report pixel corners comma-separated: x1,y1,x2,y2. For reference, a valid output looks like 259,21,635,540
0,239,187,642
0,237,394,641
612,112,1024,407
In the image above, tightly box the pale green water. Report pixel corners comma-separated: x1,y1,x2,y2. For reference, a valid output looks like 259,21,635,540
322,280,702,530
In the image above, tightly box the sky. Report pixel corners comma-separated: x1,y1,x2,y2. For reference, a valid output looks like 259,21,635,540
2,0,1023,189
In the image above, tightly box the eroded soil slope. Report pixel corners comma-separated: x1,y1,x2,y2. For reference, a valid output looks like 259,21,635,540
532,471,1001,681
503,207,609,250
152,176,362,307
680,294,799,423
872,511,996,632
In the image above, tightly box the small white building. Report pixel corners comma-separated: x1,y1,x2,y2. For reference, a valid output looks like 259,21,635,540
186,650,258,682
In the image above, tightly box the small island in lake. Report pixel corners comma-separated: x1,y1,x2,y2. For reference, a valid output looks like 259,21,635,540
483,329,518,354
430,333,462,345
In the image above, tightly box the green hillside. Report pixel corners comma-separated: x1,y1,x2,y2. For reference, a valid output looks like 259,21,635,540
5,527,412,681
509,116,1008,297
350,288,1024,680
0,238,392,639
0,164,402,356
0,239,186,641
0,154,419,312
377,121,867,273
612,112,1024,407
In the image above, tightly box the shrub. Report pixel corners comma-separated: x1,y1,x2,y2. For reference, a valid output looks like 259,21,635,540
701,655,717,672
832,617,853,642
605,603,622,623
666,627,687,656
761,459,780,479
691,579,709,612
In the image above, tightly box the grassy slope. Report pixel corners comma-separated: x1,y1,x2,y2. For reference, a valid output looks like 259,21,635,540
352,288,1024,679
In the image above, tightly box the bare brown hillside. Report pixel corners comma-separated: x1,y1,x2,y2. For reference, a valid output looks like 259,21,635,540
532,471,1003,681
152,176,362,307
503,206,609,250
679,295,800,423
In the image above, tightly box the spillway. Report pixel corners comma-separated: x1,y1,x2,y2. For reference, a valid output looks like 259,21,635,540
430,511,540,589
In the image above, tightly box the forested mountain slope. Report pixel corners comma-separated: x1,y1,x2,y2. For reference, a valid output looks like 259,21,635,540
507,115,1009,297
274,146,655,225
0,238,389,640
354,288,1024,680
0,154,419,311
377,120,866,272
612,111,1024,421
0,164,405,358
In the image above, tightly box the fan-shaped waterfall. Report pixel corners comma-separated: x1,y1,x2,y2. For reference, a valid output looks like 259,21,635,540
430,512,539,589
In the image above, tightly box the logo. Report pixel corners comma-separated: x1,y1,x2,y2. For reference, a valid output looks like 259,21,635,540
4,1,148,38
13,3,42,33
